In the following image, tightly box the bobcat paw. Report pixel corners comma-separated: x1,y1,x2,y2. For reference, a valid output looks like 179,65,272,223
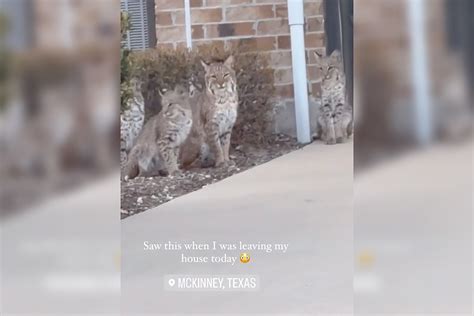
158,169,169,177
170,169,182,177
336,137,344,144
215,160,226,168
326,139,336,145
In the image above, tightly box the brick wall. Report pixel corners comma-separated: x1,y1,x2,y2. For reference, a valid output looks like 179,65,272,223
155,0,326,136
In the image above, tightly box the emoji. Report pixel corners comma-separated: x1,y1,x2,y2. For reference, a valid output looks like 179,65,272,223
357,250,375,268
240,253,250,263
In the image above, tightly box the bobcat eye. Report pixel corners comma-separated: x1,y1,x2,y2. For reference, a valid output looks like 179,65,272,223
224,73,230,78
210,75,217,79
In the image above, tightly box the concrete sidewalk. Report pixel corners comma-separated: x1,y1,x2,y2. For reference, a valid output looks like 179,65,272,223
122,142,353,314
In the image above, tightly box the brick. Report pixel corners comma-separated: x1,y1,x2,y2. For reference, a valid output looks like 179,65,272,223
226,36,275,51
253,36,276,50
306,65,322,81
257,19,289,35
155,0,183,10
173,10,184,24
207,22,255,38
306,16,324,32
277,35,290,49
190,0,202,7
156,26,185,42
192,25,204,39
225,5,274,22
194,39,225,50
156,42,174,49
274,68,293,85
270,51,292,68
311,81,322,97
156,12,172,26
275,4,288,18
305,32,325,48
275,84,294,98
304,0,323,16
206,0,252,6
191,8,222,23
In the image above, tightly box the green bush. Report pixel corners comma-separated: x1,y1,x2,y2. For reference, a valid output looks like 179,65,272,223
130,44,275,146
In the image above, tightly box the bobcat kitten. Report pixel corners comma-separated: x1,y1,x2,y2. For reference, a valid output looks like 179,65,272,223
314,50,353,144
121,78,145,153
182,55,238,168
123,86,192,179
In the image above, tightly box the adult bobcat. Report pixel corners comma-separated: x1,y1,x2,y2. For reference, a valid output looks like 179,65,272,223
180,55,238,168
314,50,353,144
123,86,192,179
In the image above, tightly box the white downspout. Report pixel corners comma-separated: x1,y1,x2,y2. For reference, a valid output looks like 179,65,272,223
407,0,432,145
288,0,311,144
184,0,192,49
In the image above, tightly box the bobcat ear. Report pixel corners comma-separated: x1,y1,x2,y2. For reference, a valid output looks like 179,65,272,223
329,49,342,62
158,88,167,97
314,51,323,64
224,55,234,68
201,59,209,72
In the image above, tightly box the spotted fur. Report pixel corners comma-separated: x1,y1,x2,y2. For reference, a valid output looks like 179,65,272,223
314,50,353,144
120,78,145,152
123,86,192,179
180,55,238,168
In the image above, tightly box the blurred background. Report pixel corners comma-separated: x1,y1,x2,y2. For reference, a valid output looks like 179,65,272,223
1,0,119,213
1,0,120,314
354,0,472,314
355,0,472,169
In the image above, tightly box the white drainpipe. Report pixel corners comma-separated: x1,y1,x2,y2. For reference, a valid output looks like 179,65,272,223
407,0,432,144
288,0,311,144
184,0,192,49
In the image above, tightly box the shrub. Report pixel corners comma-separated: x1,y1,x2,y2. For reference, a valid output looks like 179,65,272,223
130,44,275,146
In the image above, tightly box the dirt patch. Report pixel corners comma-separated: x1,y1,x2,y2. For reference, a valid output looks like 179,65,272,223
120,134,302,219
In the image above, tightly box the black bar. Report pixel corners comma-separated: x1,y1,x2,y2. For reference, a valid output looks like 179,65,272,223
339,0,353,105
324,0,342,55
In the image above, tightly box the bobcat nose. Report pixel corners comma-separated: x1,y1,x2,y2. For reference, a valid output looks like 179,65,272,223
331,113,336,118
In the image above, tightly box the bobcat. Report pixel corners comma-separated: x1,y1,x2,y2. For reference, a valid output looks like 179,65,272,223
120,78,145,153
314,50,353,144
180,55,238,168
123,85,192,180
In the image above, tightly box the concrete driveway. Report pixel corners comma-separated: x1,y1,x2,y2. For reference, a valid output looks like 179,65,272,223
122,141,354,315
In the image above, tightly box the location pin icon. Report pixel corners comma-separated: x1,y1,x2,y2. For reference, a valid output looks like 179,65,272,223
168,278,175,287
